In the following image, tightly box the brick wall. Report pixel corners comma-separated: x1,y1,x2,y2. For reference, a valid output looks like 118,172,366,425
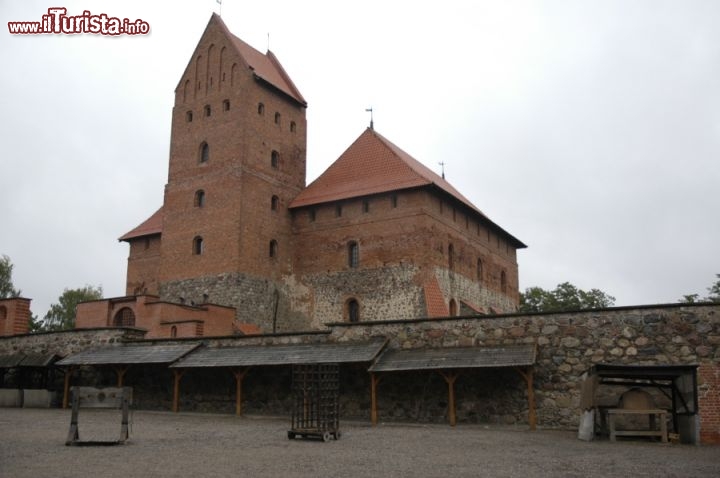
0,298,30,336
698,362,720,443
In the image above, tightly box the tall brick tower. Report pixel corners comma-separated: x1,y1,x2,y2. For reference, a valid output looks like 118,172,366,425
122,14,308,330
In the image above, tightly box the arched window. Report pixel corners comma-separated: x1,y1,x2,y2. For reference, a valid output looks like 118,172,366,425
193,236,204,255
199,142,209,163
258,102,265,115
348,241,359,268
186,111,193,122
269,239,278,258
274,112,281,124
204,104,211,117
449,299,458,317
477,258,483,281
448,244,454,271
271,150,279,169
347,299,360,323
113,307,136,327
170,326,177,338
223,99,230,111
501,270,507,294
271,195,279,211
194,190,205,207
290,121,296,132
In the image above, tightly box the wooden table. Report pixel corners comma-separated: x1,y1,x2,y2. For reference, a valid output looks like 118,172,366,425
607,408,668,443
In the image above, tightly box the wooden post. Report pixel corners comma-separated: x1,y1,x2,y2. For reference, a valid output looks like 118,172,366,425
231,368,249,416
439,371,459,427
62,367,76,409
370,372,381,426
172,370,185,413
115,366,128,387
515,367,537,431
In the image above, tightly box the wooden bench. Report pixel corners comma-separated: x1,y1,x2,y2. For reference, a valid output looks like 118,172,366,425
607,408,668,443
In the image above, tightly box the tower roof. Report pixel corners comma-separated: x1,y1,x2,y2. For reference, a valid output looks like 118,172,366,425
119,207,163,241
289,128,526,248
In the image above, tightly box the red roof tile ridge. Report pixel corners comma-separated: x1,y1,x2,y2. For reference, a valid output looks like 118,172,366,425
119,206,163,241
424,277,449,318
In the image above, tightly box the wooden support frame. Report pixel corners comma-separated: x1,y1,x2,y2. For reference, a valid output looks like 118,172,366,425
370,372,382,426
114,365,129,387
514,366,537,431
62,366,77,409
231,367,249,416
438,371,460,427
172,369,186,413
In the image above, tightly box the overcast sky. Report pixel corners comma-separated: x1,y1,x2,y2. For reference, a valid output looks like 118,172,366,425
1,0,719,318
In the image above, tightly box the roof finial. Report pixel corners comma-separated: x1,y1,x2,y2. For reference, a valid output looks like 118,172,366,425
216,0,223,16
365,107,374,130
439,161,446,179
267,32,270,52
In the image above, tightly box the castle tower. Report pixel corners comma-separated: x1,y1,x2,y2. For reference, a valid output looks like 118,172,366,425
122,14,308,330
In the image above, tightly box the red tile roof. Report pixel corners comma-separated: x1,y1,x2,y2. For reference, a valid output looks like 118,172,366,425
290,128,482,213
214,14,306,106
423,277,449,318
119,207,163,241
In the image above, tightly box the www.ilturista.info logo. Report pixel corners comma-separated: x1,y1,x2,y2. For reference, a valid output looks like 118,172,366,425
8,8,150,35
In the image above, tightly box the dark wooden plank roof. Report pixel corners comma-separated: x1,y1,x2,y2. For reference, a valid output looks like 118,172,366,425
0,353,26,368
56,343,200,366
368,345,536,372
19,353,59,367
170,338,388,368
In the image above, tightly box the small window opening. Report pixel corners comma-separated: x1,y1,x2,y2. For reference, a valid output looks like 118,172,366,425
170,326,177,338
347,299,360,323
392,194,398,208
309,209,316,222
194,190,206,207
271,195,279,211
193,236,204,255
204,105,211,117
186,111,193,122
449,299,458,317
269,239,278,258
348,241,359,268
271,150,279,169
274,112,281,124
362,200,369,213
258,103,265,115
223,99,230,111
336,204,342,217
290,121,296,132
199,142,209,163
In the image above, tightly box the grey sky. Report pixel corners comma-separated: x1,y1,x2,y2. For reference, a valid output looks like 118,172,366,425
1,0,718,318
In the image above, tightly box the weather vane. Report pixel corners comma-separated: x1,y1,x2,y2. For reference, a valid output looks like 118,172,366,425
439,161,446,179
216,0,223,16
365,107,374,130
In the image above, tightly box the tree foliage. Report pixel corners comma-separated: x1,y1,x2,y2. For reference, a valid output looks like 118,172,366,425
520,282,616,313
680,274,720,303
0,254,22,298
41,285,103,331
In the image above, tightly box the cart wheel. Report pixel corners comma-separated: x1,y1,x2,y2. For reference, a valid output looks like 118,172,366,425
334,431,341,440
287,432,296,440
322,431,331,442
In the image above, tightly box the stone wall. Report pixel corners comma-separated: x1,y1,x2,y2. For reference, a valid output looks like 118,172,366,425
0,328,146,358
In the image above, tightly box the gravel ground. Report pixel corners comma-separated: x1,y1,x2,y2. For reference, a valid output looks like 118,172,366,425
1,408,718,478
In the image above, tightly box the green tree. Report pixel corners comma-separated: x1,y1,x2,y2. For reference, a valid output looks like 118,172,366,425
678,274,720,303
41,285,103,331
519,282,615,313
0,254,22,298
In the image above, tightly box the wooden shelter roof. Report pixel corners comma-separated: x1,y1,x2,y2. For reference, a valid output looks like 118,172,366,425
56,343,200,366
170,338,388,368
368,345,536,373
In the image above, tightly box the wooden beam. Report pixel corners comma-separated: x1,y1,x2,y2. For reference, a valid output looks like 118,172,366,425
514,366,537,431
231,368,249,416
439,371,459,427
62,367,76,409
172,369,186,413
115,366,129,387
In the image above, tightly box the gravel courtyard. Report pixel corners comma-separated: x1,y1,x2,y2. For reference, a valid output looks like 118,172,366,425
1,408,718,478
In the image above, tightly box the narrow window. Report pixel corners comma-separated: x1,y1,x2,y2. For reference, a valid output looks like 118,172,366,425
193,236,204,255
336,204,342,217
290,121,296,132
199,142,209,163
144,237,150,250
186,111,193,122
271,195,279,211
448,244,454,271
362,200,369,213
391,194,398,208
258,103,265,115
274,112,281,124
309,209,316,222
269,239,278,258
223,99,230,111
271,150,279,169
348,241,359,268
347,299,360,323
204,105,211,117
194,190,205,207
453,208,457,222
170,326,177,338
449,299,458,317
501,270,507,294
